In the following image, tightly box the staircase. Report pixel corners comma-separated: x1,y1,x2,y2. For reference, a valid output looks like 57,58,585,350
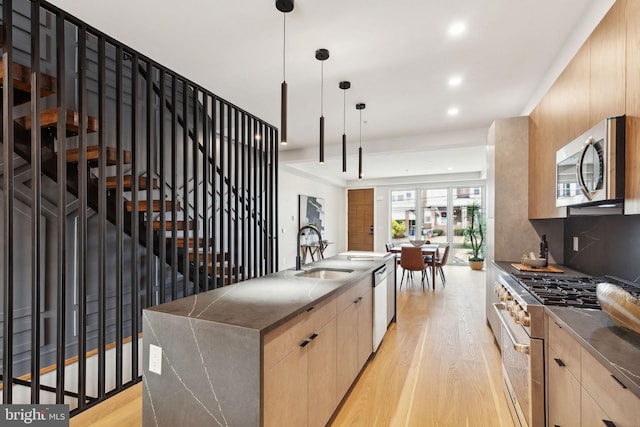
0,0,276,415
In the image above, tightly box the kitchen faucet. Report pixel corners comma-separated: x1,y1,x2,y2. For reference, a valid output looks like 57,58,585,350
296,224,323,270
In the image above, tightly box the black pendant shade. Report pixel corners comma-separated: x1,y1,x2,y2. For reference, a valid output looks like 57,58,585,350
276,0,294,12
277,0,294,145
356,102,366,180
340,81,350,173
316,48,329,163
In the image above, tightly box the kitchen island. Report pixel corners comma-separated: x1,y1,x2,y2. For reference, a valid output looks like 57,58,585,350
141,254,393,427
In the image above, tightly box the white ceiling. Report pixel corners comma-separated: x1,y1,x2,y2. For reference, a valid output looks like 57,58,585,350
49,0,614,185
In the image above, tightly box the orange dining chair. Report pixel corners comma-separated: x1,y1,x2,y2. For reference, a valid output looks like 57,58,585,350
400,246,429,291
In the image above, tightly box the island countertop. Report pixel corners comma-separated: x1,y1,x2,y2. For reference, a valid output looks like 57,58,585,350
144,253,392,334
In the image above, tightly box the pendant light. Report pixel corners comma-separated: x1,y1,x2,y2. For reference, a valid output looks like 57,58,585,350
339,81,350,173
316,48,329,163
356,103,366,179
276,0,294,145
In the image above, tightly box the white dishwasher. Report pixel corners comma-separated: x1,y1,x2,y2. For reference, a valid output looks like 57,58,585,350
372,265,388,352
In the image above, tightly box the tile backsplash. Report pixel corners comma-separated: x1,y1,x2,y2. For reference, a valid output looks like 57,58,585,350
564,214,640,283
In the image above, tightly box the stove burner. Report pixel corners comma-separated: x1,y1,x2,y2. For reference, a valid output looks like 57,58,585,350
511,273,640,309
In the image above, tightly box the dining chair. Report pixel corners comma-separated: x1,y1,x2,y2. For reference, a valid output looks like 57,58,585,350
431,244,450,286
386,241,401,269
400,246,429,291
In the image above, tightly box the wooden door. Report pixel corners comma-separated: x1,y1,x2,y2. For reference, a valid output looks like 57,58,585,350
348,188,374,251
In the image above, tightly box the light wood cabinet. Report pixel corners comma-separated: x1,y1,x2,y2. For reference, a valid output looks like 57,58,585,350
590,0,626,125
581,347,640,427
581,389,611,427
264,344,308,427
548,347,581,427
357,288,373,368
547,315,640,427
308,316,337,427
263,296,337,427
626,0,640,214
336,277,373,401
528,1,630,218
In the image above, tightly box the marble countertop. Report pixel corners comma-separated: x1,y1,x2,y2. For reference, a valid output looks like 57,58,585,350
145,254,392,334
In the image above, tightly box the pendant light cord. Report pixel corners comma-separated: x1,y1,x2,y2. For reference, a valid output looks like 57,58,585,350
283,13,286,81
359,110,362,148
321,61,324,115
343,89,346,133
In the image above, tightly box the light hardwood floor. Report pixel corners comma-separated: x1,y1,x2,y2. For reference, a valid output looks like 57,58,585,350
70,266,513,427
330,266,513,427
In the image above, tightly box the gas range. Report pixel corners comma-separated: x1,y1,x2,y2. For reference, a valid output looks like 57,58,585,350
511,273,640,309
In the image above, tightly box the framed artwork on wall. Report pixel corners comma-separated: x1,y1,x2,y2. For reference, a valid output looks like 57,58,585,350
298,194,325,234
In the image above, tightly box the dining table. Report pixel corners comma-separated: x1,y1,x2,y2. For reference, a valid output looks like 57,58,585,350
389,243,440,289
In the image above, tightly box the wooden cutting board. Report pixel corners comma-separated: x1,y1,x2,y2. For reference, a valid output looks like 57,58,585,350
511,263,564,273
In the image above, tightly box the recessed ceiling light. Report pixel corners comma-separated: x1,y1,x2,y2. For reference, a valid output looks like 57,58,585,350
448,75,462,86
447,107,459,116
449,21,466,36
447,167,453,171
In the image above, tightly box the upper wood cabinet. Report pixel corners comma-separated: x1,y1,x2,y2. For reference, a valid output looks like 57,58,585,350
626,0,640,213
529,0,627,218
590,0,626,125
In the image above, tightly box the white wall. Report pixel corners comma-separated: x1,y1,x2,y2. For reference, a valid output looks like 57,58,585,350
278,166,346,270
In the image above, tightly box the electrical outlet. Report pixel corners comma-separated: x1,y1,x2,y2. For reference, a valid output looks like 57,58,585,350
573,237,579,252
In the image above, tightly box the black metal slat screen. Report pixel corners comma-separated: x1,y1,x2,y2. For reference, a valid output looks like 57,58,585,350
0,0,278,415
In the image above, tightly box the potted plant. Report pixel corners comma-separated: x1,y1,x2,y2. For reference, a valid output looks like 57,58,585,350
464,201,485,270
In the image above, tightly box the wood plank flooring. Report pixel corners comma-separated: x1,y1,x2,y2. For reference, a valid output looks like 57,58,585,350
69,266,513,427
329,266,513,427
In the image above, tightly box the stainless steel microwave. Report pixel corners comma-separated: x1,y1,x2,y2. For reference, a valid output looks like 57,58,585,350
555,116,625,207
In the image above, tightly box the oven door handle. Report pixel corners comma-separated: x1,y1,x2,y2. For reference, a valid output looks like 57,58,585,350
492,302,530,355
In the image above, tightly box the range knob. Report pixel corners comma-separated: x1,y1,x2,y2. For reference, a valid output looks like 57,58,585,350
516,310,531,327
506,300,517,314
499,290,513,302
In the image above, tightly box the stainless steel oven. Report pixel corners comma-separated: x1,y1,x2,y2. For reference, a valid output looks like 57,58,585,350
493,274,545,427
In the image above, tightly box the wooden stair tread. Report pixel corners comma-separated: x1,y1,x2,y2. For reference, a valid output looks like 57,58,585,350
105,175,158,191
126,200,180,212
152,220,192,231
189,251,229,263
170,237,214,248
66,146,132,167
15,107,99,134
0,60,57,96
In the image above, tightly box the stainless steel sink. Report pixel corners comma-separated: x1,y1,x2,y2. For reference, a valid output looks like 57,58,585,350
295,268,354,280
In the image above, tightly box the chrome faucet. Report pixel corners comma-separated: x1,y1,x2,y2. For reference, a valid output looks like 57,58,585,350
296,224,323,270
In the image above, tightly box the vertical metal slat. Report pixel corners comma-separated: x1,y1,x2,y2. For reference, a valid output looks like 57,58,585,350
192,86,200,293
97,34,107,400
30,0,42,403
130,52,140,382
54,10,67,405
115,44,124,390
158,68,166,304
77,24,88,410
202,93,209,291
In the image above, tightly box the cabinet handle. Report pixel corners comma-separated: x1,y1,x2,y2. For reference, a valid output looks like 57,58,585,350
554,358,565,367
602,420,616,427
309,333,318,340
306,306,315,312
299,340,310,348
610,374,627,389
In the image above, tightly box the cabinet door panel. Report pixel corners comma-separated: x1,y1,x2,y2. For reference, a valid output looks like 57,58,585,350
264,347,308,427
308,317,337,427
581,390,611,427
581,348,640,427
336,303,358,400
357,288,373,369
548,347,581,427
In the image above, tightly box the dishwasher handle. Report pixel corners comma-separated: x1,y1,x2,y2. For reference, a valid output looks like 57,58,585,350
373,266,387,286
